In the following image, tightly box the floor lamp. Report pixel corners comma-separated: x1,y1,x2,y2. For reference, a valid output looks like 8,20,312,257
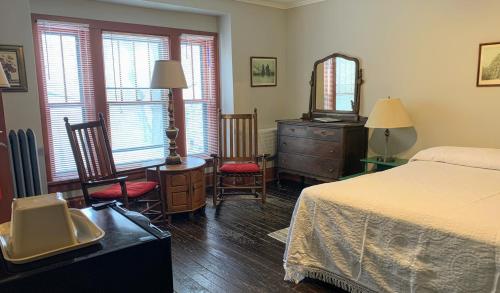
150,60,188,165
0,63,10,141
0,63,9,97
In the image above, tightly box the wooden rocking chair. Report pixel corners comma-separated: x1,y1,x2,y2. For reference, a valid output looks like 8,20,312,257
64,113,165,222
211,108,268,206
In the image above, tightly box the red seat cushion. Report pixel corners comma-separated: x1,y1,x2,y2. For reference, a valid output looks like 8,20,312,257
91,181,157,199
219,163,260,173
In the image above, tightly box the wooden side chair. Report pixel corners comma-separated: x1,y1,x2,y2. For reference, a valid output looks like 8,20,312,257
64,113,165,222
211,108,268,206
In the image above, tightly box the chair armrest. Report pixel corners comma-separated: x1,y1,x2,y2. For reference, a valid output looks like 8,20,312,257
84,176,128,187
256,154,270,161
210,154,220,170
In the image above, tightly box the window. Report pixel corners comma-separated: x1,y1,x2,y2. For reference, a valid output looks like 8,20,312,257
33,15,219,186
102,32,170,166
181,34,218,156
35,20,95,181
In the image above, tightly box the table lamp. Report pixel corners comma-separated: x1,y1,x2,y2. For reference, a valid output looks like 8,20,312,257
365,97,413,162
150,60,187,165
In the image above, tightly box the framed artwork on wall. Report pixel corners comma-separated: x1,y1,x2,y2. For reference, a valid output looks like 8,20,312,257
0,45,28,92
477,42,500,87
251,57,277,87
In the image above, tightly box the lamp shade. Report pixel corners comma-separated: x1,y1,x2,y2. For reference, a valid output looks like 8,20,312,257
365,97,413,129
150,60,187,89
0,63,10,88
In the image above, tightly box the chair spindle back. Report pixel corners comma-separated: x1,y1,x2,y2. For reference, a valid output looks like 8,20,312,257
64,113,117,182
218,108,258,162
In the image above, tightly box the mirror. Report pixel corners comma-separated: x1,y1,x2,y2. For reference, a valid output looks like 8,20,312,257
310,53,362,118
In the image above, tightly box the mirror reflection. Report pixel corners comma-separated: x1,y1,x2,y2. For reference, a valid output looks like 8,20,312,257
315,57,356,112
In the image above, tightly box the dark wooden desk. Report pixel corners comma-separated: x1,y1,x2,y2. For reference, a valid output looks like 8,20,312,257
0,206,173,293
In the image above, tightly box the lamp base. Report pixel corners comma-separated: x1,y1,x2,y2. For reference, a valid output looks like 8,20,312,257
166,155,182,165
165,126,181,165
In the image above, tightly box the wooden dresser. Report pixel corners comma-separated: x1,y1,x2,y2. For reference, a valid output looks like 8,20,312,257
276,119,368,182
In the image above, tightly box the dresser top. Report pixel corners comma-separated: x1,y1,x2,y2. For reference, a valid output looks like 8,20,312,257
276,118,367,128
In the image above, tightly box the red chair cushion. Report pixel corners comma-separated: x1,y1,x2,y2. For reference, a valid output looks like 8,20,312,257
219,163,260,173
91,181,157,200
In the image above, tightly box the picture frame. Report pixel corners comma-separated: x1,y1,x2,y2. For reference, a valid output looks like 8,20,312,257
250,57,277,87
477,42,500,87
0,45,28,92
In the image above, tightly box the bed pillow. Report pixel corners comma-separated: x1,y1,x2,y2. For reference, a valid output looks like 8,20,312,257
410,146,500,171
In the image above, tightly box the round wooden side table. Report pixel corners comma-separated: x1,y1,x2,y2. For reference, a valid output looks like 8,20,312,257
147,157,206,222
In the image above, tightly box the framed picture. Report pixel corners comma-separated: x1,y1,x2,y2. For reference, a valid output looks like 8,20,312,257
477,42,500,87
0,45,28,92
251,57,277,87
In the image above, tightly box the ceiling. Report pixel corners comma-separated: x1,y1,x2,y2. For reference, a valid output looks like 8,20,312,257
234,0,324,9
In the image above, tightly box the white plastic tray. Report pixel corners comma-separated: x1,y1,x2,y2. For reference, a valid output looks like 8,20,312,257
0,209,105,264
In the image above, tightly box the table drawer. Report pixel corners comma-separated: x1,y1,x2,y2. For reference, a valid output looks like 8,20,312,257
278,152,339,179
307,127,340,141
278,124,307,137
279,136,341,159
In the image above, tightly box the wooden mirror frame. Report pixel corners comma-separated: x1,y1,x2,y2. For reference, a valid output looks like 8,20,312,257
308,53,363,121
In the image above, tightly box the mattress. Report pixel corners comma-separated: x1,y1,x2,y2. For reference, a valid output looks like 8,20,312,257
284,147,500,292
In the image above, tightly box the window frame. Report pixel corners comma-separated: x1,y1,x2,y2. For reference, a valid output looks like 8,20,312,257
32,14,220,192
180,36,218,156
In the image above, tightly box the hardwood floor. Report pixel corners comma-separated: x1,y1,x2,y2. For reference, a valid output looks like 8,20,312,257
161,186,347,293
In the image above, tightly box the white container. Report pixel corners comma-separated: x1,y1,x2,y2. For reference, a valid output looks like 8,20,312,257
9,194,77,259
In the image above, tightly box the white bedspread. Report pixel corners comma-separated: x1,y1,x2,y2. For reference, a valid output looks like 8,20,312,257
284,147,500,292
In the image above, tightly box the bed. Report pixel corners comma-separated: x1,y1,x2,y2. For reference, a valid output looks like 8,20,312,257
284,146,500,292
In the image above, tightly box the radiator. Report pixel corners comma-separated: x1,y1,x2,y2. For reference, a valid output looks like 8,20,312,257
258,128,277,158
8,129,42,197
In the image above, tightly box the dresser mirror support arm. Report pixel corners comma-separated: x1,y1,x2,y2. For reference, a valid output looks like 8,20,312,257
307,70,314,120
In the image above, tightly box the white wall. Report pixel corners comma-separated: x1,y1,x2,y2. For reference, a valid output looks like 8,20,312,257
286,0,500,158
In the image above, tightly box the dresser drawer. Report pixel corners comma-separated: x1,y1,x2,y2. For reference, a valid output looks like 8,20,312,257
278,152,339,179
279,136,341,159
307,127,340,141
278,124,307,137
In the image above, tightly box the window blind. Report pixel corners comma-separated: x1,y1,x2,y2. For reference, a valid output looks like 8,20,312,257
180,34,218,156
102,31,170,167
35,20,95,181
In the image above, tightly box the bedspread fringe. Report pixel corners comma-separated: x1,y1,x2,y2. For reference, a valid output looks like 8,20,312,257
285,264,374,293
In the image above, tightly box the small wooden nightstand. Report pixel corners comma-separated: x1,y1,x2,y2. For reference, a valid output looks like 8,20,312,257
339,157,408,180
147,157,206,222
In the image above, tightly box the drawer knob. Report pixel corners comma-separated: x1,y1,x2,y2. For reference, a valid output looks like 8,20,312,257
321,130,327,135
290,128,295,132
329,150,334,153
329,168,334,172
